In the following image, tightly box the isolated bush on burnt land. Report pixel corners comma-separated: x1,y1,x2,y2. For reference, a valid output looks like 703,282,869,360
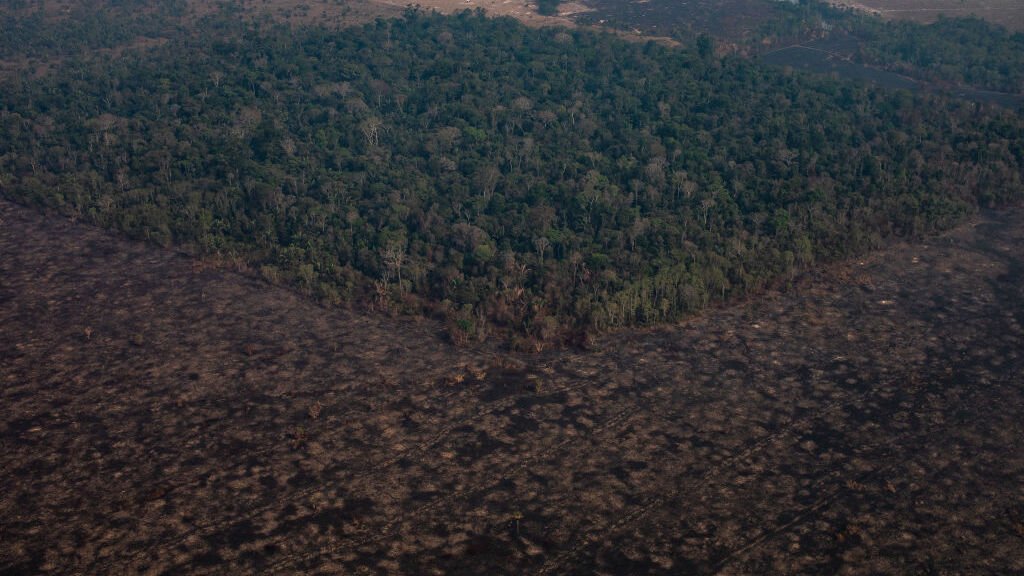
1,9,1022,343
536,0,560,16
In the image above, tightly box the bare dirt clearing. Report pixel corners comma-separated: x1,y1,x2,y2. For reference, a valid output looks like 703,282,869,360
2,199,1023,574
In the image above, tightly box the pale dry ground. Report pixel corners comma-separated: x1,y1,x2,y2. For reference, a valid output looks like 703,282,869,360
0,0,561,82
5,0,587,24
364,0,589,26
831,0,1024,30
2,198,1024,575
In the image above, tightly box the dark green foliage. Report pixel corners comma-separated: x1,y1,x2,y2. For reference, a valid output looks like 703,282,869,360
536,0,560,17
0,1,187,59
759,2,1024,94
1,10,1022,341
696,33,714,59
855,16,1024,94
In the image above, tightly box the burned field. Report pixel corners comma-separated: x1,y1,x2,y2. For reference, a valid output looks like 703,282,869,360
571,0,787,39
2,199,1024,574
759,41,1024,108
761,44,918,91
831,0,1024,31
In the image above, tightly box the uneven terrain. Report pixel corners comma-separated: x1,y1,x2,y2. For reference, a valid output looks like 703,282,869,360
2,198,1024,574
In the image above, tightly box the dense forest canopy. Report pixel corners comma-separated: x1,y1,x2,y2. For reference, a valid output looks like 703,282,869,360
854,16,1024,94
1,9,1022,347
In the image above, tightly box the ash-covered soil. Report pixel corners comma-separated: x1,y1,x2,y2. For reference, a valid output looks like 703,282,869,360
571,0,786,39
1,199,1023,575
832,0,1024,31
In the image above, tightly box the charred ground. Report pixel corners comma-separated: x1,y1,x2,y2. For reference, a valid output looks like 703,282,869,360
2,198,1023,574
830,0,1024,31
2,2,1024,573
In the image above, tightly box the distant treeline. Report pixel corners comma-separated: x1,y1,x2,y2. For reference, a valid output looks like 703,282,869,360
757,1,1024,94
1,10,1022,346
0,1,187,60
855,16,1024,94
